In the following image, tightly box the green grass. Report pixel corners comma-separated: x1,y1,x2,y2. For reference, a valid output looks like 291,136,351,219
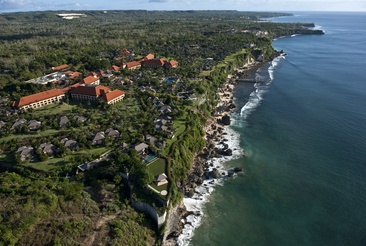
199,48,247,77
147,158,168,194
0,129,66,142
0,125,92,143
147,158,166,176
199,70,212,77
163,118,186,154
115,98,139,112
31,103,77,117
224,48,247,63
150,183,168,193
22,147,110,172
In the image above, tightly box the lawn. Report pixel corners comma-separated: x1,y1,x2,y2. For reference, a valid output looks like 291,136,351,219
0,129,66,143
199,48,247,77
147,158,166,176
31,102,77,117
22,147,110,172
147,158,168,194
222,48,247,64
150,183,168,193
199,70,212,77
115,98,139,112
163,117,186,154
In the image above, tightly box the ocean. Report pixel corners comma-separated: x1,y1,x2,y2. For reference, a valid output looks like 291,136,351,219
188,12,366,246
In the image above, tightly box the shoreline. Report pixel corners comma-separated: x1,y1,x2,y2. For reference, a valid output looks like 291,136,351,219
163,60,268,246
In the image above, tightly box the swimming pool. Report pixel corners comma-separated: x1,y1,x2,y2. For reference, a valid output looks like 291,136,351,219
145,154,157,163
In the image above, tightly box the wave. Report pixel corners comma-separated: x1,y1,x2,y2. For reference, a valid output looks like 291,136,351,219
311,24,323,30
239,56,283,119
177,56,284,245
178,126,243,246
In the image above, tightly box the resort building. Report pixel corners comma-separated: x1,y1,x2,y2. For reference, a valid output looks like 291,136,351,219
51,64,69,71
82,75,100,85
164,60,179,68
70,85,111,103
109,65,120,72
141,53,155,62
12,89,67,110
126,61,141,70
102,89,125,104
142,58,179,69
142,58,165,68
70,85,125,104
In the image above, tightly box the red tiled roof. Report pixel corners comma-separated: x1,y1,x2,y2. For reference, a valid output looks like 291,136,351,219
103,89,125,103
169,60,178,67
70,82,82,88
126,61,141,69
145,53,154,60
82,76,99,85
13,89,66,107
110,65,120,71
65,71,82,79
52,64,69,71
120,49,130,55
143,58,165,67
141,53,155,62
60,87,71,93
70,85,111,97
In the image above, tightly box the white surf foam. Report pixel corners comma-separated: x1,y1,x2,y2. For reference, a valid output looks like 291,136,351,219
240,56,283,119
311,24,323,30
178,126,243,246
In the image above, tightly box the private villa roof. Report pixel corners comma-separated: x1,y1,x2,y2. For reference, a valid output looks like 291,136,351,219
70,85,111,97
134,143,149,152
82,76,99,85
17,146,34,156
126,61,141,69
52,64,69,71
0,121,6,128
12,89,66,107
102,89,125,103
156,173,168,182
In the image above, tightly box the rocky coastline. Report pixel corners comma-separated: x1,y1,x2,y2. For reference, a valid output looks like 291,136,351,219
162,58,269,245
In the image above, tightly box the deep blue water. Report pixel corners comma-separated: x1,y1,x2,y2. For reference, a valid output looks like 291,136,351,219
191,12,366,246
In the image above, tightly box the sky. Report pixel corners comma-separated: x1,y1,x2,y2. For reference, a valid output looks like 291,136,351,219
0,0,365,13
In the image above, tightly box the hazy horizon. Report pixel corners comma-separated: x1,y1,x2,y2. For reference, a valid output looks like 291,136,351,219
0,0,365,13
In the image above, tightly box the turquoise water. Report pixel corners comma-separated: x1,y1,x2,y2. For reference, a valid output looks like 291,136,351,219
191,12,366,246
145,154,157,163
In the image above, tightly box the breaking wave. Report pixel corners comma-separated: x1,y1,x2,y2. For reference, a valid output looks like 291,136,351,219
240,56,284,119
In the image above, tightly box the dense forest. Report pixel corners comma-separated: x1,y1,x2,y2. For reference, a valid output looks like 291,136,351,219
0,10,322,245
